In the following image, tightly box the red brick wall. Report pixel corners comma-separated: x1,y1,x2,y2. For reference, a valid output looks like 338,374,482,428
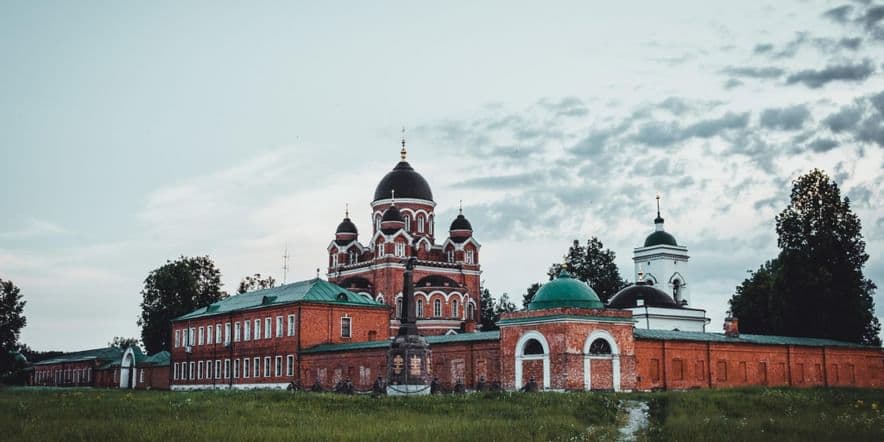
634,339,884,390
31,361,102,387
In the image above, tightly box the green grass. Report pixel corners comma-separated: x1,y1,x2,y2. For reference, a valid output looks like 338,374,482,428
0,387,881,441
637,388,884,442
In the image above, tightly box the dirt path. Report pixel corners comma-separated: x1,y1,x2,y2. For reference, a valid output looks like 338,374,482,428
618,400,649,441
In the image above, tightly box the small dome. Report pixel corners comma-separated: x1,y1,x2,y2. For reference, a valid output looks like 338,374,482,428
382,206,404,223
644,231,678,247
336,217,358,234
608,282,679,309
527,270,604,311
449,214,473,231
373,161,434,202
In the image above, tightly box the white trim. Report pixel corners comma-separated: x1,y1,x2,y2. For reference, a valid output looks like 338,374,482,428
371,198,436,209
499,317,634,327
331,262,481,278
171,382,293,391
514,331,551,390
583,330,621,392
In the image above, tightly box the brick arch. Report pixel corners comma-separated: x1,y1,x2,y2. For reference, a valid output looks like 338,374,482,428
583,330,621,392
515,331,550,390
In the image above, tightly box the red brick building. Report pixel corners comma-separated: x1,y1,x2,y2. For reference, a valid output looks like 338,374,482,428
29,346,170,390
326,142,481,336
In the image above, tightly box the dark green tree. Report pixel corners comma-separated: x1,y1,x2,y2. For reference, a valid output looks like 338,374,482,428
494,293,517,318
548,237,628,303
479,286,497,331
138,256,227,354
728,169,880,345
0,278,26,376
237,273,277,294
521,282,542,309
108,336,141,350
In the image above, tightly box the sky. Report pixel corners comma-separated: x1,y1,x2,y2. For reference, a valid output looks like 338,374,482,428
2,1,883,351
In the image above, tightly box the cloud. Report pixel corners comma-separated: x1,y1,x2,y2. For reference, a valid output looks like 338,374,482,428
453,171,547,189
0,219,72,240
753,43,774,54
870,90,884,115
823,104,864,132
723,78,743,89
806,138,839,152
786,59,875,88
721,66,784,79
538,96,588,118
759,105,811,131
823,5,853,24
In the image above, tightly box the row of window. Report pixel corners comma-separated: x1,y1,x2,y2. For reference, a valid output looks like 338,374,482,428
34,368,91,384
446,249,475,264
375,214,433,234
175,315,296,348
173,356,296,381
395,298,475,320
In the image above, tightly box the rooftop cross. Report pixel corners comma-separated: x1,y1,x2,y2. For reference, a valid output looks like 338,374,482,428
400,126,407,160
345,203,349,218
459,199,463,215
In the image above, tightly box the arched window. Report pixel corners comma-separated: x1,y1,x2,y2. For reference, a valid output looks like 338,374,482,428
404,215,411,232
416,299,424,318
451,299,459,318
429,216,433,235
375,215,381,231
349,250,358,264
396,298,403,319
418,216,425,233
467,303,475,321
433,299,442,317
589,338,612,355
672,279,682,303
376,243,384,258
523,339,545,355
446,249,454,263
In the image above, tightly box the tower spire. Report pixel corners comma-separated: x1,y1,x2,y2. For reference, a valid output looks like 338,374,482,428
656,193,661,218
400,127,407,160
345,203,349,218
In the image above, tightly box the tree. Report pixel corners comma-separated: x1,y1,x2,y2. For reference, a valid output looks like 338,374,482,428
494,293,517,317
728,169,881,345
521,283,542,309
479,286,497,331
548,238,628,303
109,336,141,350
237,273,277,294
0,278,26,375
138,256,227,354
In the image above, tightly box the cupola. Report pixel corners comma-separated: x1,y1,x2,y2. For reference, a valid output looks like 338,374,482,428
334,205,358,245
449,202,473,243
527,270,605,311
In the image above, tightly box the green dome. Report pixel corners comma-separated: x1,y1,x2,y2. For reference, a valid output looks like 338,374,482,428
527,271,604,311
644,230,678,247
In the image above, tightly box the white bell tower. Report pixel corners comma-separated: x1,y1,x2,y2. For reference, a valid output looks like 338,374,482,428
633,195,690,305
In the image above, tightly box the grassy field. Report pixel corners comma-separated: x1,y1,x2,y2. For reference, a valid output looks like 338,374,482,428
0,387,881,441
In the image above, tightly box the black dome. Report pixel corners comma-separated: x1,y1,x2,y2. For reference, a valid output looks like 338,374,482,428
644,231,678,247
382,205,404,223
373,161,434,202
336,217,358,234
449,214,472,231
608,283,679,309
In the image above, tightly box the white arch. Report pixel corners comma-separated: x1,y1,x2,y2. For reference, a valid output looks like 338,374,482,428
120,347,136,389
514,331,551,390
375,294,385,304
583,330,621,392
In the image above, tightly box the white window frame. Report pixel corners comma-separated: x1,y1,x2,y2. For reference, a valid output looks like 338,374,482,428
205,360,212,379
466,250,474,264
287,315,296,336
331,254,338,267
206,325,213,345
253,357,260,377
341,316,352,338
174,330,181,348
223,359,230,379
275,356,282,377
224,323,231,345
173,362,179,380
417,299,424,318
418,216,424,233
434,299,442,317
264,357,271,377
198,326,204,345
243,358,250,378
243,320,251,341
395,242,405,257
254,319,261,340
215,360,221,379
287,355,294,377
197,361,204,380
189,327,195,346
189,362,194,380
234,321,241,342
447,250,454,263
264,318,272,339
233,359,239,379
452,299,459,318
215,324,222,344
276,316,283,338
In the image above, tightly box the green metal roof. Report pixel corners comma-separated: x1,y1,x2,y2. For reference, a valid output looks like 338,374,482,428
301,331,501,354
527,271,604,311
33,347,123,366
175,278,385,321
141,351,170,366
634,329,876,348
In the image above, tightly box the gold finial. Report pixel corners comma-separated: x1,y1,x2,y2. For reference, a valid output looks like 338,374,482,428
656,193,661,218
400,127,407,160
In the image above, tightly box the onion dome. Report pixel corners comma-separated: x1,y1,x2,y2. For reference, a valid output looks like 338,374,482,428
644,194,677,247
608,281,679,309
334,209,358,245
449,204,473,243
380,205,405,235
373,140,434,202
527,270,605,311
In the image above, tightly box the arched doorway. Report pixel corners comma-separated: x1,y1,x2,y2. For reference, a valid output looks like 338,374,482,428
514,332,550,390
583,331,621,391
120,347,136,389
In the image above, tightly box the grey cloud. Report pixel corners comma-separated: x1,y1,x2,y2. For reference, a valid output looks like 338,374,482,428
786,60,875,88
847,185,873,208
632,112,750,147
753,43,774,54
658,97,691,115
837,37,863,50
856,112,884,146
759,105,811,131
863,5,884,28
823,5,853,24
724,78,743,89
870,90,884,115
823,104,863,132
537,96,589,118
721,66,784,79
689,112,751,138
807,138,839,152
453,171,546,189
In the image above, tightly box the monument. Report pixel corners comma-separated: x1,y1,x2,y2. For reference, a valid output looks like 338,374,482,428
386,255,432,395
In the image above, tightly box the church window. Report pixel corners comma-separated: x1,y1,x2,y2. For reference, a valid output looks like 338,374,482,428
467,303,475,321
275,356,282,377
523,339,545,355
417,299,424,318
404,215,411,231
253,357,260,377
198,327,204,345
215,360,221,379
375,215,381,231
264,357,271,377
465,250,474,264
429,216,433,235
215,324,222,344
173,363,179,380
589,338,612,355
174,330,180,348
205,361,211,379
264,317,272,339
287,315,296,336
452,299,459,318
341,316,352,338
287,355,295,377
418,216,425,233
224,359,231,379
189,327,195,346
276,316,283,338
254,319,261,341
224,323,231,345
331,254,338,267
233,359,239,378
234,322,241,342
395,242,406,257
243,358,250,378
396,298,403,319
243,321,250,341
349,250,358,264
672,279,682,303
447,250,454,263
197,361,203,380
434,299,442,318
376,244,383,258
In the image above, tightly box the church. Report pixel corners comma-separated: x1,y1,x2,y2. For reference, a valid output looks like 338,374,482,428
30,139,884,392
